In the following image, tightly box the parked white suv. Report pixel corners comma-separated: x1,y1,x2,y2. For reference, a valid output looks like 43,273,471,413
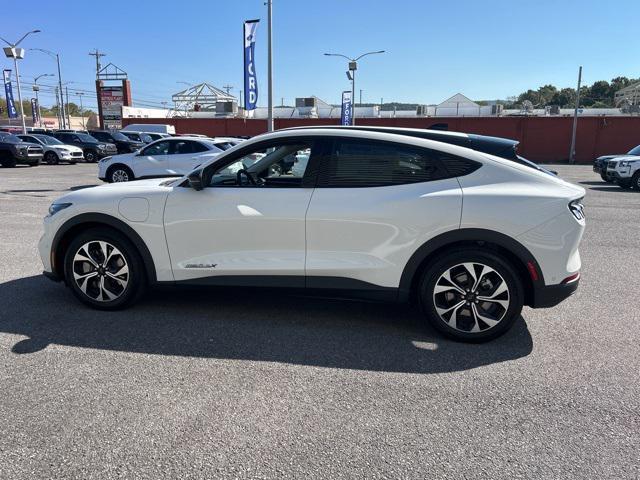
98,137,223,183
40,128,585,342
17,134,84,165
606,157,640,190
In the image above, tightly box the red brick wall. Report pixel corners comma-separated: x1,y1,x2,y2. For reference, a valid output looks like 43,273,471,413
122,115,640,163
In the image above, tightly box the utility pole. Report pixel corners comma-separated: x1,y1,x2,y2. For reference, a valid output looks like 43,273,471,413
222,84,233,94
569,66,582,164
33,73,53,127
267,0,274,132
359,89,362,106
54,86,61,127
76,92,85,129
65,86,71,129
89,49,106,77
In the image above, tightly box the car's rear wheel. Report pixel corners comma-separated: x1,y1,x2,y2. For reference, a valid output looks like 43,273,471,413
64,228,146,310
418,248,523,342
45,151,59,165
107,165,134,183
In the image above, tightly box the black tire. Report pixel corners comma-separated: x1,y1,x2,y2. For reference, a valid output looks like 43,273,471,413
64,227,146,310
631,171,640,191
600,171,610,182
107,165,134,183
84,150,97,163
45,151,59,165
1,157,17,168
418,248,524,342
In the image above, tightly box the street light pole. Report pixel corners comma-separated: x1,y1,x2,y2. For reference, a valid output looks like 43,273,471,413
1,29,41,134
65,85,71,128
30,48,66,129
33,73,53,128
324,50,385,125
267,0,274,132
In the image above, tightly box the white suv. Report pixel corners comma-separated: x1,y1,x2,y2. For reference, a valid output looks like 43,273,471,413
40,128,585,342
98,137,223,183
606,157,640,190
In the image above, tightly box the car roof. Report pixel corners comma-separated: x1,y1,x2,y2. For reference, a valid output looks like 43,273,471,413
282,125,518,160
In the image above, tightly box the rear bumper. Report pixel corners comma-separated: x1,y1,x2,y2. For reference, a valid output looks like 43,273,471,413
531,279,579,308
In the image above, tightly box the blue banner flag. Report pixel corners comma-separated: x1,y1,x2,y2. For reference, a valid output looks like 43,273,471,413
3,70,18,119
243,19,259,111
340,90,353,125
31,98,39,124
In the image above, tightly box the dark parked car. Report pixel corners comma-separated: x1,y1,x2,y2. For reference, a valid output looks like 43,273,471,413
52,131,117,162
0,132,43,167
593,145,640,182
89,130,145,154
120,131,154,144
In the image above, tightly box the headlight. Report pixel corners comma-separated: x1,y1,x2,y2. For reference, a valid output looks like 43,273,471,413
98,144,108,150
619,160,636,167
19,147,28,155
48,203,72,216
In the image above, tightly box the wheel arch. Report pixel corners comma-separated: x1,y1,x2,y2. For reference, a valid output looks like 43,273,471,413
51,213,157,284
106,163,134,180
398,228,544,306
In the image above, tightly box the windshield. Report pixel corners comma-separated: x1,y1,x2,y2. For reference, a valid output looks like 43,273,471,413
111,131,130,141
214,141,236,151
140,133,153,143
34,134,63,145
76,133,98,143
627,145,640,156
1,135,22,144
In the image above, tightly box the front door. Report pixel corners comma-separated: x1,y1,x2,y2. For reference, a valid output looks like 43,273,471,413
163,138,320,284
135,140,172,177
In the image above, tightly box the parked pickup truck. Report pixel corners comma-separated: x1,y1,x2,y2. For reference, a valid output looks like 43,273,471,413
0,132,43,167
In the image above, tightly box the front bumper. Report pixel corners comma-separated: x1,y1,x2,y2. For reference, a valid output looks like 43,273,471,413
531,278,580,308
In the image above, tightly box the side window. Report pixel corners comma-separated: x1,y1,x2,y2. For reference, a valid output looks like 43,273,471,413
191,142,209,153
317,139,446,188
142,141,170,156
59,134,73,142
208,141,314,188
92,132,108,142
171,140,206,154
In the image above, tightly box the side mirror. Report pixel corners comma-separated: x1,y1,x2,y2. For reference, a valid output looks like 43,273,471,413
187,169,204,191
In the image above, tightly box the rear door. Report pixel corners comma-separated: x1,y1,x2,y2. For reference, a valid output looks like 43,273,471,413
305,138,463,290
168,140,216,174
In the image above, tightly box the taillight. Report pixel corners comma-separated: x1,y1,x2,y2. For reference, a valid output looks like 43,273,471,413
569,199,585,221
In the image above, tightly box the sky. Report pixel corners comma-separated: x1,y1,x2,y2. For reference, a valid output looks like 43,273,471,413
3,0,640,111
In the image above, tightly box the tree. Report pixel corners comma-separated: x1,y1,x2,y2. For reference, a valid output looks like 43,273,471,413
550,88,576,107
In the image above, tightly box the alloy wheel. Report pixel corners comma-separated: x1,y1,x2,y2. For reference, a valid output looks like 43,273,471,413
432,262,510,333
72,241,129,302
111,169,130,182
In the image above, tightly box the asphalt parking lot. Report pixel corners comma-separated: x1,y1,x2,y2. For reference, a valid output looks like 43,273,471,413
0,163,638,479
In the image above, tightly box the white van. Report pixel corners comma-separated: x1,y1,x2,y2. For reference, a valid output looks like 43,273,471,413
121,123,176,135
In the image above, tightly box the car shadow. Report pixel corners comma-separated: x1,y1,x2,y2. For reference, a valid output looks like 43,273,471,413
587,186,637,193
578,181,608,186
68,185,99,191
0,275,533,374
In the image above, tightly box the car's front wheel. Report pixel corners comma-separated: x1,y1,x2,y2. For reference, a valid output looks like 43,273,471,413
600,171,610,182
107,165,134,183
64,228,146,309
419,248,524,342
631,171,640,191
84,150,97,163
45,151,59,165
